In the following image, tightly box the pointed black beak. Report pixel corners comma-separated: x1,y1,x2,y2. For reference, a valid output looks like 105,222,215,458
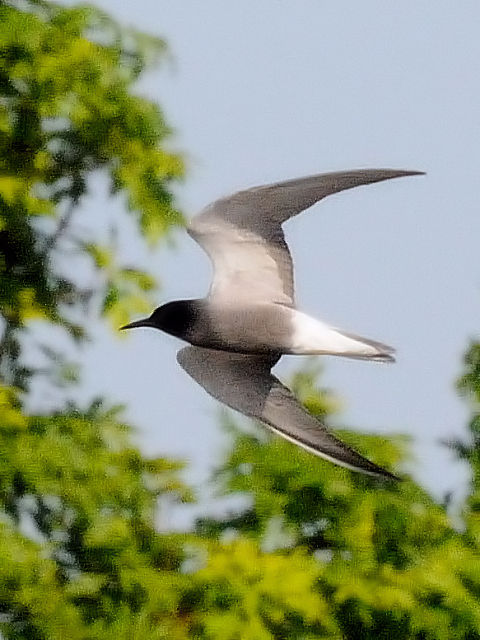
120,318,153,331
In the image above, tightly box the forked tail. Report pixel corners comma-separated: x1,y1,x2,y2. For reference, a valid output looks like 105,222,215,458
336,329,396,362
290,310,396,361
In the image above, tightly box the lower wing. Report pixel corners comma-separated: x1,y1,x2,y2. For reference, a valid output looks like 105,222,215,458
177,346,398,480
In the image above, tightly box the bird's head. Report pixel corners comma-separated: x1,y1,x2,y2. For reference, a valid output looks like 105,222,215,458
120,299,199,339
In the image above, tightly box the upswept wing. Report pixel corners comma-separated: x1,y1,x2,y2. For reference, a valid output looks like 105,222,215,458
177,346,399,480
188,169,423,306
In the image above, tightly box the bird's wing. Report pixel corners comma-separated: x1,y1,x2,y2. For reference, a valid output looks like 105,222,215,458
177,346,398,480
188,169,423,306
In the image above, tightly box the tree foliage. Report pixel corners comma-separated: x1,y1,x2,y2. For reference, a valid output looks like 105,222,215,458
0,388,194,639
0,0,183,388
1,1,479,639
456,341,480,545
0,2,192,638
196,369,480,639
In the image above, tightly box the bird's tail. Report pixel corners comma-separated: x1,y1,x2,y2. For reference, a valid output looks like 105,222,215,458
289,310,395,362
333,329,396,362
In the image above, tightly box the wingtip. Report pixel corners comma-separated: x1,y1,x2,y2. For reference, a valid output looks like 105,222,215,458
368,466,402,482
346,454,401,482
358,168,426,181
401,169,426,177
374,168,426,179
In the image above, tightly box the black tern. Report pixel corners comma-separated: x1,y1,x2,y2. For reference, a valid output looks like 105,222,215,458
122,169,424,479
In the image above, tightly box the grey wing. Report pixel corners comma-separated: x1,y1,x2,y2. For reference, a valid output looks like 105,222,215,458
188,215,294,305
188,168,424,306
177,346,398,480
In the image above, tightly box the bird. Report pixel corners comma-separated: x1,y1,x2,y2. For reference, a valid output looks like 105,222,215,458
121,169,424,480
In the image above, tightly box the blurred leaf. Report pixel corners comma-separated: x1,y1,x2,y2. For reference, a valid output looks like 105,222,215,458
0,0,183,386
194,366,480,639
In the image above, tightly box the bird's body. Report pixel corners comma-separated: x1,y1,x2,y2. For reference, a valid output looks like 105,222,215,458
122,168,424,480
156,299,395,360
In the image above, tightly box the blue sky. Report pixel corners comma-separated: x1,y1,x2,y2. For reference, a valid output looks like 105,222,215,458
58,0,480,520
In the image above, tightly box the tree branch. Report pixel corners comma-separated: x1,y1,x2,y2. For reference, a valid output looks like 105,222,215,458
43,197,77,254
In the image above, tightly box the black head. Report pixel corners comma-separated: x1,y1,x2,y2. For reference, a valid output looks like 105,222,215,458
120,299,201,340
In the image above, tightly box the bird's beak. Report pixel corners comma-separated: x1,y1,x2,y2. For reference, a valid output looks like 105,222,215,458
120,318,152,331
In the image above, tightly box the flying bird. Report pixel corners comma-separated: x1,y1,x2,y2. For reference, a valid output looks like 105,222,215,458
122,169,424,480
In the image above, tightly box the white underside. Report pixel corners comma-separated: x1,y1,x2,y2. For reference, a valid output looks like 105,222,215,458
290,309,385,358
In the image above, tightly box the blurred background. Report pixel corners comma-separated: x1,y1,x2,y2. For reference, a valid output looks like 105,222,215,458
1,1,480,638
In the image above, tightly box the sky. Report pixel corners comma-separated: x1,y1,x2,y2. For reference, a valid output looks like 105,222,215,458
59,0,480,522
